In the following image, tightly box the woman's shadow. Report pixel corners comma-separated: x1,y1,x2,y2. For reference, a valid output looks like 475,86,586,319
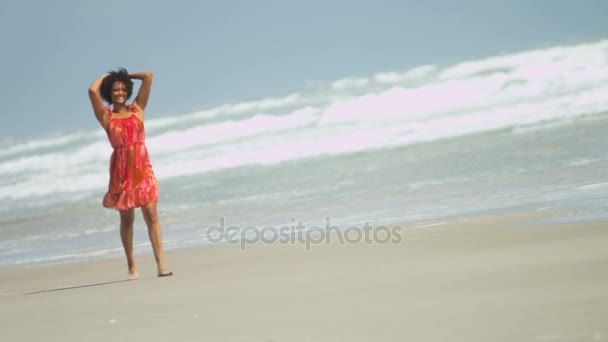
24,279,131,295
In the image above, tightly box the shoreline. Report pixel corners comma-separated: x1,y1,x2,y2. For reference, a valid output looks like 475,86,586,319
0,207,570,269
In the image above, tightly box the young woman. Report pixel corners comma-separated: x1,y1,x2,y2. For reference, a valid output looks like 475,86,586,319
88,68,172,279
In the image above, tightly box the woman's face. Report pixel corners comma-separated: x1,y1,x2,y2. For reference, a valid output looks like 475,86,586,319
111,81,128,105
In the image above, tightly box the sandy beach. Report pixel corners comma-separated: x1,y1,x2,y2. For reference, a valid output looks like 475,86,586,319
1,211,607,341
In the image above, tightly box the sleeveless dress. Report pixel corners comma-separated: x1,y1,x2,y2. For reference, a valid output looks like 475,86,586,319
103,105,158,210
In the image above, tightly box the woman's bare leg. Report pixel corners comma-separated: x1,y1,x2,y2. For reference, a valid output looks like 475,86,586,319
119,208,138,280
141,202,172,276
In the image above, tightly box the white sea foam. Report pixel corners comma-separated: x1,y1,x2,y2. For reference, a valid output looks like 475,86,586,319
1,39,608,200
577,183,608,191
566,158,599,167
12,246,125,266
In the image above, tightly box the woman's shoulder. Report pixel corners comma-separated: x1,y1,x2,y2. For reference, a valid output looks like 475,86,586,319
129,102,143,113
128,102,145,122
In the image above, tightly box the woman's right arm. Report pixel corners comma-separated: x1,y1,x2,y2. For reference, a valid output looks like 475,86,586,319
88,74,109,130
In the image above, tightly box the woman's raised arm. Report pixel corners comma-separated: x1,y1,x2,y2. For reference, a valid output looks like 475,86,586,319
130,71,153,113
88,74,109,129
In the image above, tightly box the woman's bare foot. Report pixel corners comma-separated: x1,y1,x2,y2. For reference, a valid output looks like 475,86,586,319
157,270,173,277
128,269,139,280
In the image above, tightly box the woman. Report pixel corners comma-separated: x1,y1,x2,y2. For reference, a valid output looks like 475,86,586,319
88,68,172,279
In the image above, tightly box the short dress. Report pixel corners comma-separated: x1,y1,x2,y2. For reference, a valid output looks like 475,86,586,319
103,105,158,210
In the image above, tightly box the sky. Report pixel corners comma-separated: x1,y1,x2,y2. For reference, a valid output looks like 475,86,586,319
0,0,607,142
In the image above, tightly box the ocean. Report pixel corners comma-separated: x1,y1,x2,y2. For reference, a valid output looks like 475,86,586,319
1,39,608,266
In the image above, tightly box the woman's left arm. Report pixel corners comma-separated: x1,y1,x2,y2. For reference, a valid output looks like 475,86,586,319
130,71,153,112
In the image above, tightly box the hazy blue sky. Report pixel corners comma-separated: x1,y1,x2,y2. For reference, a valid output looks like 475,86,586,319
1,0,607,141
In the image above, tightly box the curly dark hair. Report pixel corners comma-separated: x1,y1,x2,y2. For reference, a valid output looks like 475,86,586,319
99,68,134,104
